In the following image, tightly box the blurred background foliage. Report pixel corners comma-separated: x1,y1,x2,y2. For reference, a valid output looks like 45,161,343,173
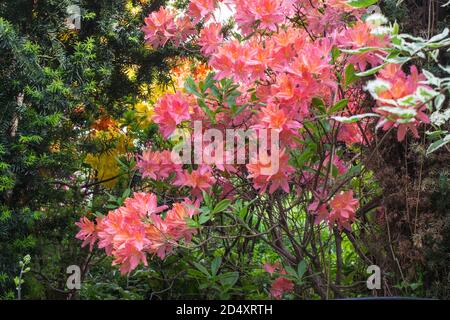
0,0,176,299
0,0,448,300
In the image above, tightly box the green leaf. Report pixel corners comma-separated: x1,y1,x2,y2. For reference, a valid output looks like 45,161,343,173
121,188,131,199
295,148,314,167
198,213,211,224
284,265,297,278
384,56,411,64
312,97,326,114
184,77,202,98
297,260,307,278
415,87,438,104
346,0,378,8
198,99,216,122
329,99,349,114
356,63,386,77
193,262,210,277
426,130,448,139
210,85,221,99
198,283,209,290
330,46,341,63
218,272,239,287
422,69,441,87
212,199,231,214
341,46,380,54
233,103,248,116
409,282,422,290
211,257,222,276
18,135,43,144
434,94,446,111
186,217,200,228
200,72,215,92
392,22,399,35
427,134,450,155
345,64,358,86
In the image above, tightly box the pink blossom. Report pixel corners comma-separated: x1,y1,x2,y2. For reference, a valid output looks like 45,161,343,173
153,92,191,138
263,262,283,274
329,190,359,230
340,21,388,71
174,165,216,198
136,149,181,180
75,216,97,251
247,149,294,194
248,0,285,31
188,0,218,23
142,7,177,49
232,0,291,34
142,7,195,49
373,65,431,141
253,103,302,146
337,123,369,146
198,22,223,56
165,199,200,241
270,277,294,299
124,192,168,217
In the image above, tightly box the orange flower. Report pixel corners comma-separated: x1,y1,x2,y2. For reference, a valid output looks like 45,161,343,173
75,216,97,251
329,190,359,230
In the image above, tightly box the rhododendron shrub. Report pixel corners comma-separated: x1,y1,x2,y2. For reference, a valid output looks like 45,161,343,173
75,0,449,299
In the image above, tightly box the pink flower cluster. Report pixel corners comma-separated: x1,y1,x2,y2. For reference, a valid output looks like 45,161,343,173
247,150,294,194
263,262,295,299
142,7,195,48
371,64,431,141
232,0,293,35
339,21,389,71
139,2,383,201
136,148,216,200
136,149,181,180
198,22,223,56
153,92,191,139
188,0,219,23
309,190,359,231
76,192,200,274
174,165,217,199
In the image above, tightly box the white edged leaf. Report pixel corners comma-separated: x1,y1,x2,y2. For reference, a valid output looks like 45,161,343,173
356,63,386,77
331,113,380,123
377,106,417,119
426,134,450,155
